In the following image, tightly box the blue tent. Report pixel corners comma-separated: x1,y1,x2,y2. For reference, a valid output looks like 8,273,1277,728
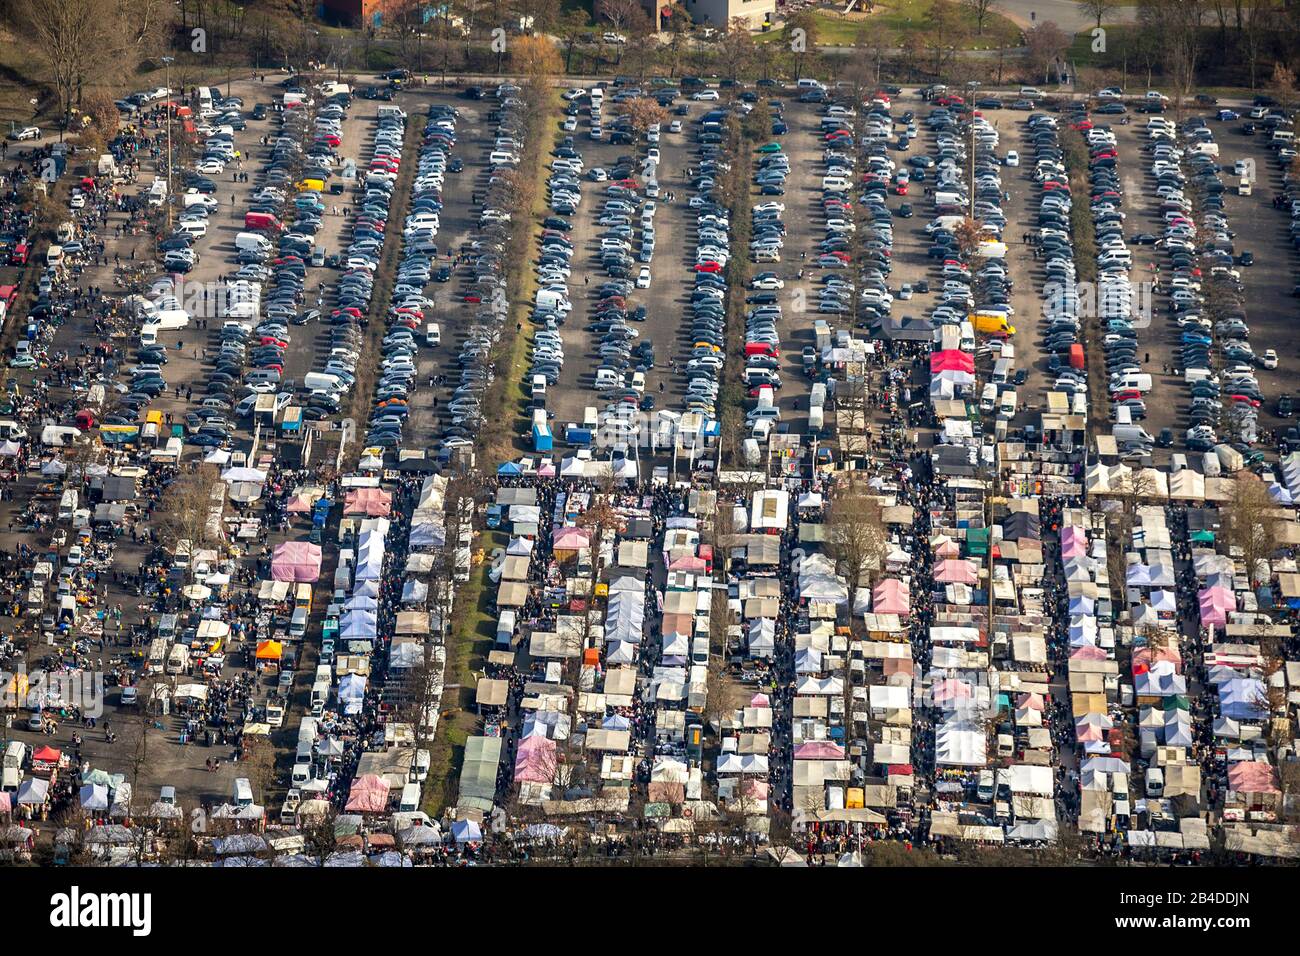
497,461,523,476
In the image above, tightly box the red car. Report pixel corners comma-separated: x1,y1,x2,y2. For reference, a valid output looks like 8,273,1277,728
695,261,723,273
892,182,909,195
9,242,27,265
1229,394,1262,408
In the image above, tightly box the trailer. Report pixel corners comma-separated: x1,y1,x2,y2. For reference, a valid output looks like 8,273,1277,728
281,406,303,434
532,423,553,452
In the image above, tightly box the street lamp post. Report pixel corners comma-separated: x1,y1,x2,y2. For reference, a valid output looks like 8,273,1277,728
162,56,175,231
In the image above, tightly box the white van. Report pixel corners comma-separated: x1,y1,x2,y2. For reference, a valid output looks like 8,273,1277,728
997,389,1018,421
377,104,407,121
232,777,254,807
979,383,999,414
425,322,440,347
797,78,827,90
235,231,271,253
595,369,623,390
1114,424,1155,446
398,782,421,813
165,643,190,675
148,637,169,668
303,372,343,392
59,488,78,522
289,607,308,639
1109,373,1152,393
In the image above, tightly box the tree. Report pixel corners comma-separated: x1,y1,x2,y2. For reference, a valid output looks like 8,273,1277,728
155,464,223,579
1223,474,1274,586
1025,20,1070,84
1075,0,1118,29
783,8,820,78
826,484,888,735
510,33,562,77
923,0,967,75
557,8,592,74
963,0,999,35
1241,2,1276,90
599,0,650,64
718,17,759,82
1271,61,1297,115
615,97,669,135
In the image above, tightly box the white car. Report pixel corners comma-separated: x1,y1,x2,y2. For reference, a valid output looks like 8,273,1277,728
751,275,784,290
562,88,586,101
589,167,608,181
669,120,682,134
10,126,39,141
692,90,719,101
602,32,626,44
636,267,652,289
1004,151,1019,167
1262,349,1279,370
898,283,913,300
69,192,86,209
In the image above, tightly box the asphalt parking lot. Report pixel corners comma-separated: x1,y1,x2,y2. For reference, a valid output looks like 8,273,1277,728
546,97,707,432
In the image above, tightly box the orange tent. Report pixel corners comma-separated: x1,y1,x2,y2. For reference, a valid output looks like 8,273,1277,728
255,640,283,661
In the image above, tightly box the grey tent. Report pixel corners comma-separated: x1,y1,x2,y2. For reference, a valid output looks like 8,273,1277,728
97,475,138,502
1003,511,1041,541
877,316,936,341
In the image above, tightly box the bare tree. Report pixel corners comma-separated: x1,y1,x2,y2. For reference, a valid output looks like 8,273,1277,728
155,465,224,580
1025,21,1070,84
1075,0,1118,29
963,0,999,35
1223,474,1274,586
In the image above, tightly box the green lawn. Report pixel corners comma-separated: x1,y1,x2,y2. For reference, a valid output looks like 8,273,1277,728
759,0,1023,48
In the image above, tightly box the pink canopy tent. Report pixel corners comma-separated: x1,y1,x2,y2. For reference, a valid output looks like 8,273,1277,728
794,740,845,760
933,537,961,558
344,774,390,813
553,527,592,552
1075,718,1106,743
1016,692,1045,712
1060,526,1088,560
872,578,911,615
537,459,557,477
285,495,315,514
930,349,975,374
514,735,556,784
1069,644,1108,661
271,541,323,582
1228,761,1279,794
931,677,972,703
0,792,10,815
742,779,769,800
933,559,978,584
668,555,708,573
749,692,771,708
1198,586,1235,628
1133,643,1182,669
344,487,392,517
